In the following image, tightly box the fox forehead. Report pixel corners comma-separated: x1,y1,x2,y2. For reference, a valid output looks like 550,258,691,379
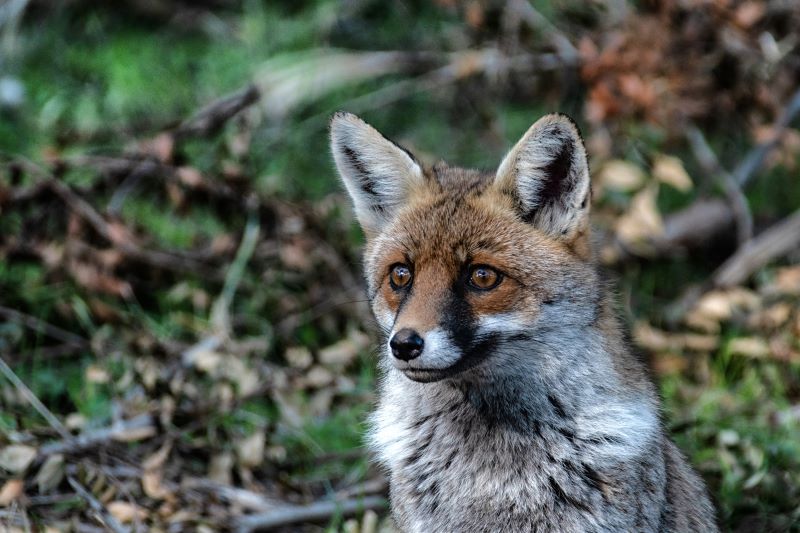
365,164,572,282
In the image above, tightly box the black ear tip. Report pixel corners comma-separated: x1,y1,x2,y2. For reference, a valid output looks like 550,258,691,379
550,113,585,141
330,110,361,127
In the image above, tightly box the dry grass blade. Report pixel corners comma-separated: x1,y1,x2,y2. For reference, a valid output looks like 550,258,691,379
0,354,71,439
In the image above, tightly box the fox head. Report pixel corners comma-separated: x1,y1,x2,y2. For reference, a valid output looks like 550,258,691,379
330,112,599,384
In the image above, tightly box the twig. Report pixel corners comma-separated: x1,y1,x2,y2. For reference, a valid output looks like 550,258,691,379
183,478,281,512
67,476,129,533
713,209,800,287
175,84,261,139
47,179,221,279
0,354,72,439
41,413,155,456
732,87,800,188
685,126,753,244
235,495,387,533
0,305,90,348
506,0,579,61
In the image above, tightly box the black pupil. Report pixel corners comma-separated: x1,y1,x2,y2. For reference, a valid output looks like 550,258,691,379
395,267,409,283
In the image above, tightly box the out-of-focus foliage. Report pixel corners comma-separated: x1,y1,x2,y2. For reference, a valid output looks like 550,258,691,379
0,0,799,531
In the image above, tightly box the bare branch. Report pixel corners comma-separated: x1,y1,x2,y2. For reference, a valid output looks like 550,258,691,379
685,125,753,244
0,305,89,348
175,84,261,139
41,414,155,456
713,209,800,287
235,495,387,533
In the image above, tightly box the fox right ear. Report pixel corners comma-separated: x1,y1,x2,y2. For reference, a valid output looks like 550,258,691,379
330,112,424,236
495,114,591,240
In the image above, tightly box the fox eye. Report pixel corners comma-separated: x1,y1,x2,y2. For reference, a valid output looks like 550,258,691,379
389,263,413,289
468,265,502,291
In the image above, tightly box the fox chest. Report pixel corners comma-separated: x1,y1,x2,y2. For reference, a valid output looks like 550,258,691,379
371,401,666,532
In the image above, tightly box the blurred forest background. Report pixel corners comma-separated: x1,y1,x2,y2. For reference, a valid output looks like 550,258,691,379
1,0,799,531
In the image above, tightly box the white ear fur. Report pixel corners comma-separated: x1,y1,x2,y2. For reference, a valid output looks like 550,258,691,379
330,112,424,236
495,114,591,238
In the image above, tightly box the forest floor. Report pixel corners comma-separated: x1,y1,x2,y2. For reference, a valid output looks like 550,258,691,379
1,1,799,531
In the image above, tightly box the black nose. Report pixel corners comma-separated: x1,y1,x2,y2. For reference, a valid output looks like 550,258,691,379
390,328,424,361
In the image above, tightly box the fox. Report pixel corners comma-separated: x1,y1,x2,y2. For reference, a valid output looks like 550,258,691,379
329,111,717,532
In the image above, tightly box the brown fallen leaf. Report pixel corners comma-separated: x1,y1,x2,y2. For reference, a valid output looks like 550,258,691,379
728,337,770,359
236,430,266,469
597,159,646,193
107,501,148,524
653,154,693,192
0,479,24,506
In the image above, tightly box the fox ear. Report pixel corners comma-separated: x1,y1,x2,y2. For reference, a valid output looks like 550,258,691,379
330,112,424,236
495,114,591,239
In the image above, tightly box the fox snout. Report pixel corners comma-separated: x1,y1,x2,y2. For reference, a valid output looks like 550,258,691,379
389,328,424,361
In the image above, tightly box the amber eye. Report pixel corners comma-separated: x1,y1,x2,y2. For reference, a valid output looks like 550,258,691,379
389,263,413,289
468,265,502,291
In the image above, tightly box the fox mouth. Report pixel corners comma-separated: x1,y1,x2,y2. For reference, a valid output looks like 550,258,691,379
400,366,458,383
394,334,503,383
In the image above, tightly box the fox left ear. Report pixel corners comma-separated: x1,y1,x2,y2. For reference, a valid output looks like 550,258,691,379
494,114,591,239
330,112,425,237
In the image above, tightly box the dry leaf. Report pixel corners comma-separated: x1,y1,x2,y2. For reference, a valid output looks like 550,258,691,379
0,445,37,473
597,160,646,193
209,452,234,485
761,265,800,296
615,186,663,248
236,431,266,469
728,337,770,358
304,365,334,388
653,155,693,192
284,346,313,369
319,339,358,367
35,454,64,493
142,470,169,500
0,479,24,505
85,365,110,384
107,501,148,523
143,441,172,471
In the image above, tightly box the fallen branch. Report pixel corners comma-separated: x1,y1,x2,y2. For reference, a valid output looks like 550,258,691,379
686,126,753,244
174,84,261,139
732,87,800,188
47,179,222,279
235,495,387,533
713,209,800,287
0,305,90,348
41,414,155,456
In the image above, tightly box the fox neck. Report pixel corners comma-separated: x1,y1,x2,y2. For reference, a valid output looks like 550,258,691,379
372,319,660,468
